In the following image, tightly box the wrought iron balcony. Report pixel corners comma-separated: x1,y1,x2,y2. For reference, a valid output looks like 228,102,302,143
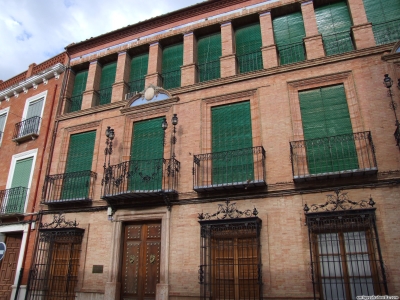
322,31,354,56
290,131,377,182
197,60,220,82
277,42,305,65
42,170,97,205
0,187,28,215
67,94,83,112
373,19,400,45
237,50,263,74
97,86,113,105
102,158,180,204
13,116,41,143
128,78,145,94
193,146,266,192
161,69,181,90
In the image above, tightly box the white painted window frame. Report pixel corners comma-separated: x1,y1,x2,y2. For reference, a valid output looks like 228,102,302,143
21,90,47,136
5,148,38,213
0,107,10,145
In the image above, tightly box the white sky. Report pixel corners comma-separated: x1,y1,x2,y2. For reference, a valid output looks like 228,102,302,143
0,0,202,81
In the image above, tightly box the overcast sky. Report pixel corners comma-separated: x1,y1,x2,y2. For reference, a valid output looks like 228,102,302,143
0,0,202,81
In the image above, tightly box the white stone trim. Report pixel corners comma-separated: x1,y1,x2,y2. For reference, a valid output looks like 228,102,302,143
0,107,10,145
21,90,47,136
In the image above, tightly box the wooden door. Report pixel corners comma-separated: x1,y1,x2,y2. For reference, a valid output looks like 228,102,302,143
0,234,22,300
121,222,161,300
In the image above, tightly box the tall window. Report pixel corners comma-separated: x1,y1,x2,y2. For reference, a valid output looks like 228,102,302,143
129,53,148,94
299,84,358,174
197,32,222,82
16,92,46,139
273,12,306,65
362,0,400,45
61,131,96,200
235,23,263,73
129,118,164,191
211,102,253,184
69,70,88,112
161,43,183,89
0,108,9,144
315,1,354,55
98,62,116,105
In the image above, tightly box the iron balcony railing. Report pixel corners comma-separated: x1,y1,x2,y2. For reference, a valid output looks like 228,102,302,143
161,69,181,90
237,50,263,74
13,116,41,141
102,158,180,200
193,146,266,192
128,78,145,94
68,94,83,112
395,124,400,148
373,19,400,45
322,31,354,56
98,86,113,105
277,42,305,65
0,187,28,215
197,60,220,82
290,131,377,182
42,170,97,204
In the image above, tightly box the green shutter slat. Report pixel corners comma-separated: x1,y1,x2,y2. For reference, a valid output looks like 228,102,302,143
315,1,354,55
129,117,165,191
362,0,400,45
129,53,148,93
299,84,358,174
26,98,44,119
197,32,222,82
11,157,33,188
162,43,183,89
62,131,96,199
70,70,88,112
211,102,253,184
273,12,306,65
99,62,116,105
235,23,263,73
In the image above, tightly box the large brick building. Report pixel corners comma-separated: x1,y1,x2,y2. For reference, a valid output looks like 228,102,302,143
14,0,400,299
0,53,67,299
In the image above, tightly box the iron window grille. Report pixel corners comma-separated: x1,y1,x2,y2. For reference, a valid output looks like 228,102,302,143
277,42,306,65
305,193,388,300
27,215,84,300
372,19,400,45
322,31,354,56
128,78,145,94
0,187,28,215
161,69,181,90
67,94,83,113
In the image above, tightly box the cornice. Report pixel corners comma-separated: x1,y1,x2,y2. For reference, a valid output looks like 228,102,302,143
57,100,125,121
0,63,66,101
121,97,179,115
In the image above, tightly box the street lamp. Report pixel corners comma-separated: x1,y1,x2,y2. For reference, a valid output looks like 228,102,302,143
383,74,399,126
160,114,178,159
102,126,115,187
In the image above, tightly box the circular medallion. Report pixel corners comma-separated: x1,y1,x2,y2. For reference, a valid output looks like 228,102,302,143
144,87,155,100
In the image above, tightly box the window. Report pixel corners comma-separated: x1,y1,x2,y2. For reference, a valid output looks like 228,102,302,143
98,62,117,105
61,131,96,200
69,70,88,112
161,43,183,89
299,84,358,174
306,208,388,299
0,107,9,145
14,91,46,140
129,117,164,191
129,53,148,94
362,0,400,45
235,23,263,73
273,11,306,65
315,1,354,55
197,32,221,82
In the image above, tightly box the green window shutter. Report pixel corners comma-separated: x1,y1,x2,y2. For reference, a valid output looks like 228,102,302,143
70,70,88,112
98,62,117,105
273,12,306,65
235,23,263,73
26,98,44,119
315,1,354,55
299,84,358,174
129,53,148,93
162,43,183,89
362,0,400,45
129,117,165,191
8,157,33,213
0,113,7,134
211,102,253,184
62,131,96,199
197,33,222,82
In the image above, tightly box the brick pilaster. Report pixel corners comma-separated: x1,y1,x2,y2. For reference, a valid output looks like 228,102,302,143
260,11,278,69
301,1,325,60
82,60,101,109
182,32,197,86
347,0,375,49
112,51,130,103
220,22,237,77
145,42,162,87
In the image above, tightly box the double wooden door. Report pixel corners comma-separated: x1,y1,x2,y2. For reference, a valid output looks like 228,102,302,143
121,222,161,300
0,234,22,300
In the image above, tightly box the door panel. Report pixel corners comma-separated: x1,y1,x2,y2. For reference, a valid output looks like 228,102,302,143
0,234,22,300
122,222,161,300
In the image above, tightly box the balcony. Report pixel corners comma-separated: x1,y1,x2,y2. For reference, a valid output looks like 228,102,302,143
373,19,400,45
277,42,305,65
322,31,354,56
161,70,181,90
237,50,263,74
102,158,180,206
128,78,145,94
197,60,220,82
13,116,41,143
42,170,97,205
290,131,377,182
97,86,112,105
193,146,266,192
0,187,28,215
67,94,83,112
